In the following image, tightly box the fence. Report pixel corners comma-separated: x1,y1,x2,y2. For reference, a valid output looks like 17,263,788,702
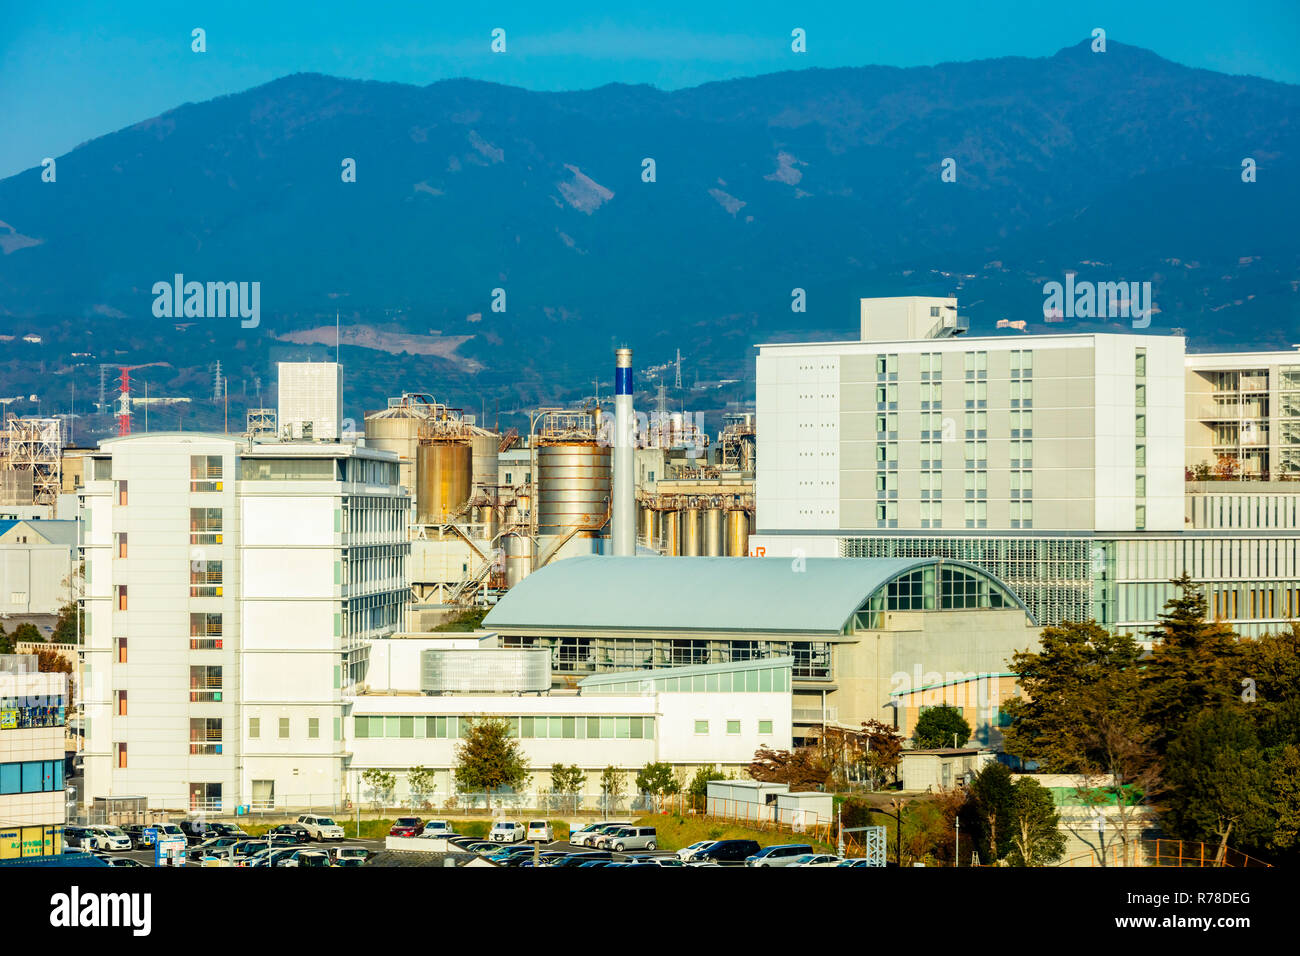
1054,840,1273,868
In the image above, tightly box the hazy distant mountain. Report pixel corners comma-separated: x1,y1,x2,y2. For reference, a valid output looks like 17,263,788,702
0,39,1296,433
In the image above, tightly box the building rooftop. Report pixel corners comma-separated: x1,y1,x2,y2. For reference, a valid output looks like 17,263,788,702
578,655,793,690
484,555,1031,634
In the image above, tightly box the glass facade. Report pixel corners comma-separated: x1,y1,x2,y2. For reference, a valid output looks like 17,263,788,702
353,714,655,740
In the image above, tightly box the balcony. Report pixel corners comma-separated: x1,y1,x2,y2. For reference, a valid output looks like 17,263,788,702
792,707,838,724
189,638,223,650
188,742,223,755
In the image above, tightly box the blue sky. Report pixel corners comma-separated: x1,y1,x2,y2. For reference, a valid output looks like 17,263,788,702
1,0,1297,178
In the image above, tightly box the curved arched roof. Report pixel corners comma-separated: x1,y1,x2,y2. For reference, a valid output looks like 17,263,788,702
483,555,1033,635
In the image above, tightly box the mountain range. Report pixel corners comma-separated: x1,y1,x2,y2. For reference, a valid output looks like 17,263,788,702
0,38,1297,436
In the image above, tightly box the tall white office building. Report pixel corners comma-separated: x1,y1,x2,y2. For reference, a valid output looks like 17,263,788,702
277,362,343,441
79,433,408,813
752,296,1300,638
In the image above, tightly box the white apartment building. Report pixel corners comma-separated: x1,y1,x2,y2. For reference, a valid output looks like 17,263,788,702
79,433,408,814
751,296,1300,637
1185,350,1300,479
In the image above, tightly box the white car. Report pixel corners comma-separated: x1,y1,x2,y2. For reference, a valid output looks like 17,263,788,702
526,820,553,842
790,854,843,868
573,822,632,848
296,814,345,841
677,840,716,861
419,820,453,839
89,826,132,851
489,821,525,843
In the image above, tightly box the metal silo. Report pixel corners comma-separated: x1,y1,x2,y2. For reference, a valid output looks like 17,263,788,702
664,510,680,556
416,441,472,525
536,443,611,538
703,507,723,556
503,533,535,587
727,509,750,556
470,429,500,497
683,506,701,556
640,507,656,549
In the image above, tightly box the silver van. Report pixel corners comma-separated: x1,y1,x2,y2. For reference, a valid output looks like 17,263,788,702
605,826,657,852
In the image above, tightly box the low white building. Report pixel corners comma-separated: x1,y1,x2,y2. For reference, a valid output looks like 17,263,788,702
0,656,67,860
344,656,794,807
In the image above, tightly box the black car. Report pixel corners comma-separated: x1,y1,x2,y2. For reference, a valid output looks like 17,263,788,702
62,826,99,850
691,840,761,866
267,823,310,842
206,822,249,839
187,837,240,861
549,851,613,868
122,825,150,849
180,820,215,845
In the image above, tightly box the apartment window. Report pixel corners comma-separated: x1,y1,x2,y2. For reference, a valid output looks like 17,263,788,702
115,690,127,716
308,718,320,739
116,743,127,769
964,501,988,529
189,665,222,702
189,783,222,813
758,720,774,735
920,352,942,379
1135,349,1147,378
920,470,942,499
189,612,222,650
922,441,943,468
189,718,223,755
919,382,942,406
964,351,988,379
1011,349,1034,377
1136,504,1147,530
1135,383,1147,408
1135,475,1147,498
504,472,513,484
1010,410,1033,437
876,413,898,435
115,637,127,663
1011,440,1033,468
1136,414,1147,438
190,507,223,545
920,500,943,529
1011,470,1033,498
964,441,988,468
115,532,128,559
964,471,988,498
964,381,987,408
876,501,898,527
116,480,128,506
726,720,741,736
693,720,709,735
1010,380,1033,407
190,455,223,492
249,717,260,739
964,411,987,438
279,718,290,739
190,560,223,597
1011,501,1034,529
875,472,897,495
1136,444,1147,467
115,585,127,611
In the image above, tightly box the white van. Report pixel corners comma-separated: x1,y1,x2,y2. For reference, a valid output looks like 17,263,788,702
526,820,553,842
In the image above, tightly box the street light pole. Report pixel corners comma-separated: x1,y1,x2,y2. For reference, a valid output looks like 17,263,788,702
954,815,960,868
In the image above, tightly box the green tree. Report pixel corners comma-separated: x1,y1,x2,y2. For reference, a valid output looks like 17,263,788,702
51,602,83,644
11,622,42,645
862,719,905,789
635,761,680,800
600,766,626,813
687,765,727,803
1005,777,1066,867
0,623,12,655
962,762,1015,863
912,705,971,749
1269,744,1300,856
1144,573,1244,748
407,765,437,809
453,717,530,810
1161,708,1273,863
361,769,395,809
549,763,586,814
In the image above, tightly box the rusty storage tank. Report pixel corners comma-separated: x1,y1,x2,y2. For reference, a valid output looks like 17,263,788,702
416,441,472,525
703,507,723,556
536,442,611,538
683,507,701,556
503,533,534,588
663,510,680,556
470,429,500,496
640,507,656,548
365,406,424,499
727,509,750,556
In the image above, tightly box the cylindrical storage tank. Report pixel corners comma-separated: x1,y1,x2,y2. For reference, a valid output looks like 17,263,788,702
703,508,723,556
503,534,534,588
640,507,656,548
480,503,498,542
727,509,750,556
536,443,611,538
416,441,472,525
663,510,680,556
364,410,422,497
504,502,520,528
470,431,500,496
683,507,701,556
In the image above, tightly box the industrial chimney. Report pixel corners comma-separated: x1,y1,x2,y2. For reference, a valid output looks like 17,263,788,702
613,347,635,557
